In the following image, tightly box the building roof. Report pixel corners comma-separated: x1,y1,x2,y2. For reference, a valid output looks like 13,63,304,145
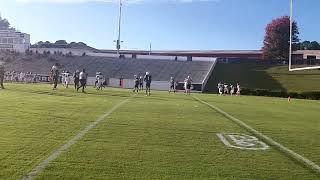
99,49,263,54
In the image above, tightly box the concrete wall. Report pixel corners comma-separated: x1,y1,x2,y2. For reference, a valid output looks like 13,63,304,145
201,59,217,91
136,55,176,60
30,48,134,59
193,57,217,62
86,52,119,58
29,48,218,62
13,44,28,53
108,78,171,90
107,78,203,91
0,30,30,53
294,50,320,59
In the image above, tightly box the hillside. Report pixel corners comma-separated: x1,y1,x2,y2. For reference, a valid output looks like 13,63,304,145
205,62,320,93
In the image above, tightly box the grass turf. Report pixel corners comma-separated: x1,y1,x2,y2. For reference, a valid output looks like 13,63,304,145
0,83,319,179
205,63,320,93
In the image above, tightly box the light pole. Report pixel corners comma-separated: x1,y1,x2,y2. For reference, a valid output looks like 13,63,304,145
116,0,123,55
149,42,152,55
288,0,320,71
289,0,293,71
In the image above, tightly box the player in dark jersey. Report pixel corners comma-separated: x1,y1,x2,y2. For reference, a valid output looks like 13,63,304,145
139,76,144,90
169,77,176,93
119,76,124,88
51,63,59,90
0,65,5,89
144,72,152,96
94,72,99,88
77,69,87,93
133,75,139,93
73,70,80,89
186,76,192,95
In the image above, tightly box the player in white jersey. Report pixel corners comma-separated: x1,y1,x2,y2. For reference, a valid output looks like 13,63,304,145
185,76,192,95
77,69,87,93
218,82,223,96
61,71,66,87
224,84,229,95
94,72,99,88
183,78,188,93
64,71,70,88
19,72,25,83
96,72,104,91
230,84,235,96
236,83,241,96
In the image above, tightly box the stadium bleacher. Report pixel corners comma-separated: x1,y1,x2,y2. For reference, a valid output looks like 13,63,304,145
4,56,215,84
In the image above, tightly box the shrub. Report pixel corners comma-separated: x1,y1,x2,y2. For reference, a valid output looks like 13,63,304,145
300,92,320,100
225,87,320,100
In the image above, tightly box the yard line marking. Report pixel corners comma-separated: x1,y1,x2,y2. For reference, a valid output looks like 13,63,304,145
23,98,131,180
193,96,320,175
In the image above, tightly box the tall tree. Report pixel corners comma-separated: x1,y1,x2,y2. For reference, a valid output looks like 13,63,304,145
263,16,299,60
55,40,68,45
308,41,320,50
0,16,11,30
297,41,320,50
299,41,311,50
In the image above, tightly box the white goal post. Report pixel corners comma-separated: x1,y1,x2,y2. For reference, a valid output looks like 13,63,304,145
289,0,320,71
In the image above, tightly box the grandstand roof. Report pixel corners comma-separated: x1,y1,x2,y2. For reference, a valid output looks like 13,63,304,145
99,50,264,59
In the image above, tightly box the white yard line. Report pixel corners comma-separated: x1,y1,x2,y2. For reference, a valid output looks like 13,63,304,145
23,98,131,180
193,96,320,175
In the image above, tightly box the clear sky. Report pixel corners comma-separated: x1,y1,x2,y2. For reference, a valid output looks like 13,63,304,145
0,0,319,50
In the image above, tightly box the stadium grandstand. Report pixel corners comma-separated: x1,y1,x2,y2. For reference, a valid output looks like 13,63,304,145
2,53,216,91
0,29,30,53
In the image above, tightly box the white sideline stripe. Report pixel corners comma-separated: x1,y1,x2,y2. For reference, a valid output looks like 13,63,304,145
193,96,320,175
289,66,320,72
23,98,130,180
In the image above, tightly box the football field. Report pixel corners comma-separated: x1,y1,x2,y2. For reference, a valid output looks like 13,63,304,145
0,84,319,179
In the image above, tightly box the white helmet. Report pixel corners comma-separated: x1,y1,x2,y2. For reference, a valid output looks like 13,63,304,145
146,72,149,75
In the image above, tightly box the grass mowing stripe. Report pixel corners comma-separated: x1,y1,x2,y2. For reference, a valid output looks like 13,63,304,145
23,97,131,180
193,96,320,176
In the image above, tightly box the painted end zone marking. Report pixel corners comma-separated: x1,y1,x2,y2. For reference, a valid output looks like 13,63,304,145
217,133,269,151
23,98,131,180
193,96,320,175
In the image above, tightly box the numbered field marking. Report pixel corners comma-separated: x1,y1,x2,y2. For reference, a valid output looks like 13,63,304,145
217,133,269,151
193,96,320,175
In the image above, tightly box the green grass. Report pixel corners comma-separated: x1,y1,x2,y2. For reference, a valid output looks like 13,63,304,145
0,84,319,179
205,63,320,92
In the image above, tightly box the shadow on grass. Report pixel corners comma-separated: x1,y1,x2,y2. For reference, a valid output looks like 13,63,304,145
204,63,286,93
4,87,132,99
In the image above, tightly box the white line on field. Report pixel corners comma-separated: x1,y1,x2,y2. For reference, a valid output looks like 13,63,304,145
193,96,320,175
23,98,131,180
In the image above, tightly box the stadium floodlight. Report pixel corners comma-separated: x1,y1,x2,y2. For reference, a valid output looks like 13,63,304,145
289,0,320,71
149,43,152,55
116,0,123,55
